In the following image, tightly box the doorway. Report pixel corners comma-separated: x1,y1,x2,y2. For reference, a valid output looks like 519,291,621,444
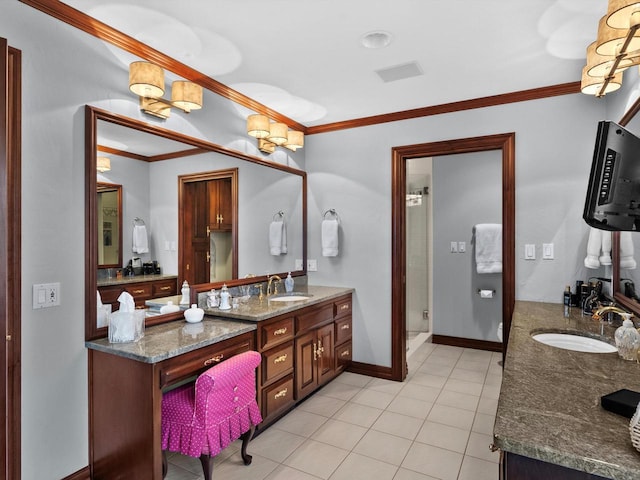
391,133,515,381
1,38,22,479
405,158,433,358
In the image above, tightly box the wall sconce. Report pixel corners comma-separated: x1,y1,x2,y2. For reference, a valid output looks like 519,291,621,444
97,156,111,173
581,0,640,97
246,114,304,154
129,61,203,119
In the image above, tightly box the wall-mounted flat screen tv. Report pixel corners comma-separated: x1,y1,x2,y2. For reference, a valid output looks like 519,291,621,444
584,121,640,231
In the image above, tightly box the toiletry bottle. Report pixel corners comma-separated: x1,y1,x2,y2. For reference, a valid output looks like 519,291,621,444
219,284,231,310
583,282,600,315
563,285,571,317
285,272,294,293
615,314,640,360
180,280,190,305
574,281,583,307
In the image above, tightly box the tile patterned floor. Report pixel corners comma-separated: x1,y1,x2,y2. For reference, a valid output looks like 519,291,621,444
165,341,502,480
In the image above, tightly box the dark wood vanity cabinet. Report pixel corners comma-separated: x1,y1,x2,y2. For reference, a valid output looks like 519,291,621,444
501,452,608,480
98,276,177,310
256,293,352,426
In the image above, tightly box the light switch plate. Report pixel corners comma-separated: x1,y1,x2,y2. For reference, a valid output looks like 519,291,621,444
295,259,303,270
307,259,318,271
33,282,61,309
524,244,536,260
458,241,466,253
542,243,554,260
450,241,458,253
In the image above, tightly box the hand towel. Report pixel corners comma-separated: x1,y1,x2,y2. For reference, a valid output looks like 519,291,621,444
621,231,637,269
600,231,612,266
584,227,602,269
132,224,149,254
474,223,502,274
269,220,286,255
322,219,339,257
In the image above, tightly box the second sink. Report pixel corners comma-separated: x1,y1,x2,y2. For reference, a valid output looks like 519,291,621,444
531,331,617,353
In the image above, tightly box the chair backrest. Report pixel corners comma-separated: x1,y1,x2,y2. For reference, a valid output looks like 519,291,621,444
193,351,261,426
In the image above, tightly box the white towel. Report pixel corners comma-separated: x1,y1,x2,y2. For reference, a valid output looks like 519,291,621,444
322,219,339,257
132,225,149,254
474,223,502,274
621,231,637,270
269,220,287,255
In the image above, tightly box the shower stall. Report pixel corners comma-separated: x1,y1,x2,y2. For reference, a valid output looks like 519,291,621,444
406,158,433,353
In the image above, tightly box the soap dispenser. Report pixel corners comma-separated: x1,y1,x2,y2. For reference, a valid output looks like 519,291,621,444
180,280,190,305
219,284,231,310
285,272,294,293
615,313,640,361
206,288,218,308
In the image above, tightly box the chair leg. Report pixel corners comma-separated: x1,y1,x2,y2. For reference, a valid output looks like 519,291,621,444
240,425,256,465
199,454,213,480
162,451,167,479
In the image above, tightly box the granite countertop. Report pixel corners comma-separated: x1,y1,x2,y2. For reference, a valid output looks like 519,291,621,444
97,273,177,288
494,301,640,479
85,318,256,363
196,285,354,322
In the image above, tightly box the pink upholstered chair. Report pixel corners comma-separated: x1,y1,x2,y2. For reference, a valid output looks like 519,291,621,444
161,350,263,480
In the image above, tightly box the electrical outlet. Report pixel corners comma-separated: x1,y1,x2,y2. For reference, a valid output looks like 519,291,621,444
33,282,61,309
524,244,536,260
458,241,466,253
307,259,318,271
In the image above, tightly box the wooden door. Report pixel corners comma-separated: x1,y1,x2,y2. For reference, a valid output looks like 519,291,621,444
208,177,232,231
1,38,21,480
295,330,318,400
317,324,335,385
182,181,211,285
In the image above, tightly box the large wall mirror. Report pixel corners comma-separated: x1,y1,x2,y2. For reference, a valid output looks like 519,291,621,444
85,106,307,340
611,102,640,315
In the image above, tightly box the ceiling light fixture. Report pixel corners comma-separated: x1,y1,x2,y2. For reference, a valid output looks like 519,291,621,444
361,31,393,49
246,114,304,153
581,0,640,97
97,156,111,173
129,61,203,119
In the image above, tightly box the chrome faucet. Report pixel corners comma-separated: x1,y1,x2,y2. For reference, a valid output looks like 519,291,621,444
267,275,282,296
592,305,632,325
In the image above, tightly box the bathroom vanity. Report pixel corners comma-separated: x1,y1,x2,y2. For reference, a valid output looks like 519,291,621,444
85,285,352,480
97,274,178,310
494,301,640,480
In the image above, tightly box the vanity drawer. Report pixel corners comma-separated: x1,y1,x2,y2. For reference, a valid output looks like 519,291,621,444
159,332,254,388
335,340,352,371
152,279,177,297
260,316,294,351
126,283,153,299
335,317,352,345
296,304,333,333
262,342,294,385
262,375,295,421
334,297,352,319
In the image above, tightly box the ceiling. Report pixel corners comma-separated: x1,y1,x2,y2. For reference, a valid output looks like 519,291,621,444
63,0,605,128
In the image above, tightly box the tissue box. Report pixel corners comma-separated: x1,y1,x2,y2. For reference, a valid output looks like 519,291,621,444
108,309,145,343
97,304,112,329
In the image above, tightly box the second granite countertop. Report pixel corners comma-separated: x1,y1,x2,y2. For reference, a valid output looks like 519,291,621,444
494,301,640,480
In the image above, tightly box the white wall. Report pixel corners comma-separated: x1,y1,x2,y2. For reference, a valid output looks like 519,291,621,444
306,93,607,367
432,151,502,341
2,3,304,478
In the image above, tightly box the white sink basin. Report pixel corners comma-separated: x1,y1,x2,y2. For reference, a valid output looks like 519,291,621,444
269,294,311,302
531,332,617,353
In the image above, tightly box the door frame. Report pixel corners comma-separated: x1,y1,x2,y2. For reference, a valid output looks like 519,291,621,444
1,38,22,480
391,133,515,380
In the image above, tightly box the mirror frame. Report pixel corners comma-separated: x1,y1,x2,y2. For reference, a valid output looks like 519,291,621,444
96,182,123,269
85,105,307,340
610,100,640,315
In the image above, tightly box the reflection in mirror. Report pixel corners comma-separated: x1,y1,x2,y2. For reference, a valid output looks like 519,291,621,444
97,183,122,269
85,106,307,340
614,232,640,313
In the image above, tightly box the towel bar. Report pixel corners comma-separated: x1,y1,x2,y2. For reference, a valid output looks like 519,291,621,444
272,211,284,221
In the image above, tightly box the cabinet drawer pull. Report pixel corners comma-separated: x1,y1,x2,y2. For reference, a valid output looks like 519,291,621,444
131,289,145,295
273,327,288,336
159,286,171,291
273,354,288,364
204,354,224,366
340,304,349,311
340,350,350,357
340,324,350,330
274,388,288,400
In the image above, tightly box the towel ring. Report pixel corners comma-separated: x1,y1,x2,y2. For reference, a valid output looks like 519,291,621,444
133,217,146,226
273,211,285,221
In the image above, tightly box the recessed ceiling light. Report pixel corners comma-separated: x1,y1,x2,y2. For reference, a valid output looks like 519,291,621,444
361,31,393,49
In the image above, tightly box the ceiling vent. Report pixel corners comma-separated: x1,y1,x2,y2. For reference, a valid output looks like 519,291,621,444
375,61,424,83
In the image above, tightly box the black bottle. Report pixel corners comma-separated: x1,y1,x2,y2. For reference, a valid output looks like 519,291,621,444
563,285,572,317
